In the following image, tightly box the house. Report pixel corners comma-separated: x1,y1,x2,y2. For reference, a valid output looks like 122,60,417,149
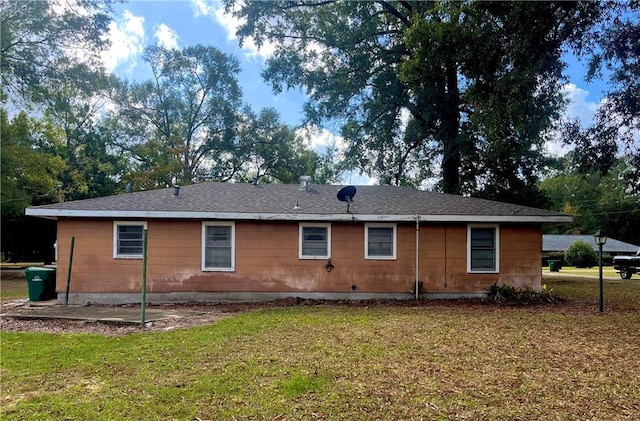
25,182,571,305
543,234,640,263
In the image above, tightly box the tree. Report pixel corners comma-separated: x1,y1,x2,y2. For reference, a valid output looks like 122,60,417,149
0,0,112,104
0,110,65,215
108,45,243,188
227,1,601,203
40,77,126,201
565,240,597,268
0,110,65,263
566,1,640,193
560,118,619,176
540,158,640,245
236,108,335,184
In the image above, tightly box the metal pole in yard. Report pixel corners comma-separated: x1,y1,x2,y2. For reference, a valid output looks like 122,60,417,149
415,214,420,300
594,230,607,313
64,237,75,307
141,228,148,324
598,243,604,313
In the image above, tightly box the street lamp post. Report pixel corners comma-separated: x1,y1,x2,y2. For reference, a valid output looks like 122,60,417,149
594,230,608,312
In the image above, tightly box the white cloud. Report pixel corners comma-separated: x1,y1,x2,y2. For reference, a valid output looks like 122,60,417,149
295,125,377,185
191,0,275,59
562,83,599,123
102,10,146,73
50,0,93,17
296,125,346,153
154,23,179,50
545,83,601,157
343,172,376,186
191,0,212,17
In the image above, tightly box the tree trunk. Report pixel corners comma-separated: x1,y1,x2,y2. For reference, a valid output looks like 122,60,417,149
441,59,461,195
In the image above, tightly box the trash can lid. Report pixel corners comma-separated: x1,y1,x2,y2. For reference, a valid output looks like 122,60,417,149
25,267,56,272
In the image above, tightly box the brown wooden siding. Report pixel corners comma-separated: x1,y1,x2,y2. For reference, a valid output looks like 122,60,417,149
55,219,541,296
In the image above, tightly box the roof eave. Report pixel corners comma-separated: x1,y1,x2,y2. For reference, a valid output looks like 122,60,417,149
25,208,573,224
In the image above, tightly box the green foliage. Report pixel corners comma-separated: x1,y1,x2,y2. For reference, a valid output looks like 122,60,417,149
228,1,602,204
585,2,639,188
236,107,325,184
0,0,112,104
540,158,640,245
41,78,126,201
487,283,557,304
108,45,244,187
564,240,598,268
0,110,65,215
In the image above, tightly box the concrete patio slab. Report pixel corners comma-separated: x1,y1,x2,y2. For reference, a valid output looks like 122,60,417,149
2,301,204,324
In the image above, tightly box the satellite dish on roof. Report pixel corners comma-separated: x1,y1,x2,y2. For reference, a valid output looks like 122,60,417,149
337,186,356,213
337,186,356,202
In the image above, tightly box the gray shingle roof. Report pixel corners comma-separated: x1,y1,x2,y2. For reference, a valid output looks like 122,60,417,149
26,182,571,223
543,235,640,254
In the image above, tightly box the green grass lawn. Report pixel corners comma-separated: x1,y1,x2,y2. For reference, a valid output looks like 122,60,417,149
542,265,625,278
0,277,27,301
2,277,640,420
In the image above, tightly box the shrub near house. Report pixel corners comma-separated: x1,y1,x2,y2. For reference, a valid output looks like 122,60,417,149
565,240,598,268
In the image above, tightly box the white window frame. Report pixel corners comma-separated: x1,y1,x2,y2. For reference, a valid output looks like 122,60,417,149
202,221,235,272
299,223,331,259
113,221,147,259
467,224,500,273
365,223,397,260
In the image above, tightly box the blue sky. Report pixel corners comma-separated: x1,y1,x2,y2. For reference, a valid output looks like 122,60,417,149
104,0,609,162
107,1,308,127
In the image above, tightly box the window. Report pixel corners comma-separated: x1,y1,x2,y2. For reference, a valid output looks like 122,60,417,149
202,222,235,271
365,223,397,260
467,225,499,273
299,223,331,259
113,221,147,258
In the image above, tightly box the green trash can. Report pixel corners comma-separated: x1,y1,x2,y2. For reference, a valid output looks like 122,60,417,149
549,260,561,272
25,267,57,301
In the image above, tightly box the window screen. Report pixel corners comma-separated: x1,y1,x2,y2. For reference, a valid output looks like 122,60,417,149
205,225,232,269
470,227,496,271
367,227,394,257
301,226,328,257
117,224,144,256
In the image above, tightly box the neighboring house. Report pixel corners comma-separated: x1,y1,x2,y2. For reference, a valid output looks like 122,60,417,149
543,235,640,258
25,182,571,305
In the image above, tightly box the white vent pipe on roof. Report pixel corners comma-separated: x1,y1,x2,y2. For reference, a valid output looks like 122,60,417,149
299,175,311,190
173,185,180,197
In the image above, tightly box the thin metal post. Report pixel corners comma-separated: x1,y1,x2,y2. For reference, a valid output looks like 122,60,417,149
415,214,420,300
141,228,148,323
599,243,604,312
64,237,75,307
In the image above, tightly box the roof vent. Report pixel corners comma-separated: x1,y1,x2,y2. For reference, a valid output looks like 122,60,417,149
299,175,311,191
173,185,180,197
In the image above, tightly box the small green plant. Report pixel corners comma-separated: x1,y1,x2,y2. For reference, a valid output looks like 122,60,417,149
539,283,555,302
564,240,598,268
487,283,557,304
